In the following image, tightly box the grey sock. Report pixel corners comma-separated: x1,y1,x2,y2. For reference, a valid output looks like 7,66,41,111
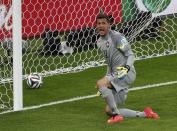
119,108,146,118
99,87,120,115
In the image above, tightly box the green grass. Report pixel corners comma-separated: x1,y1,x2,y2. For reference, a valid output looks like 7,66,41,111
21,54,177,107
131,16,177,57
0,54,176,130
22,48,103,74
0,83,177,131
0,16,177,130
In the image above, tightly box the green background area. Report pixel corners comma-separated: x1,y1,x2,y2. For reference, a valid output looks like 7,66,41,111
0,54,177,130
143,0,171,13
0,1,177,113
122,0,138,21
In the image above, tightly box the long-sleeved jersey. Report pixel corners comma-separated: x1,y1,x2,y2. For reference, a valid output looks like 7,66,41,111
97,30,136,75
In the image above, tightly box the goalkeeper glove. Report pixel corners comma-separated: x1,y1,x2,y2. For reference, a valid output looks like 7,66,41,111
115,65,130,80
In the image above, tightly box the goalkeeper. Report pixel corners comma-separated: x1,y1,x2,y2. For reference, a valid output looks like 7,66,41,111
96,13,159,124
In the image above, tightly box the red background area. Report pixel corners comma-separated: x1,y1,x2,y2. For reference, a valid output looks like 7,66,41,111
0,0,122,40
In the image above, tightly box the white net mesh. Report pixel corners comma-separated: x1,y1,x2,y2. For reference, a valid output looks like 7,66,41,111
0,0,177,111
0,0,13,110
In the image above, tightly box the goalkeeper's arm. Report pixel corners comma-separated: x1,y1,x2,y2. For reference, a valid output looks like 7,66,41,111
125,52,135,69
106,53,135,81
115,53,135,80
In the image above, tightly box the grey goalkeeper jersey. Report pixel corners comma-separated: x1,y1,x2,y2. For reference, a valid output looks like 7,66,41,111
97,30,136,75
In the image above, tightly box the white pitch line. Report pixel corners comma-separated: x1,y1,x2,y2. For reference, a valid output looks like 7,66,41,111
0,80,177,115
129,80,177,91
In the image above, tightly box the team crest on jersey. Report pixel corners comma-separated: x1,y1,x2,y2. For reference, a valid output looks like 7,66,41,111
106,41,109,48
117,37,128,49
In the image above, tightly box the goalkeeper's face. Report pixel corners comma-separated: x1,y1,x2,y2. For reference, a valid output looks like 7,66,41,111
96,18,110,36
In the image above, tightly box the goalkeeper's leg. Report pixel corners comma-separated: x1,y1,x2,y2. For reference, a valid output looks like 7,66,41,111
105,89,159,119
106,106,146,117
96,77,124,123
96,77,120,115
106,106,159,119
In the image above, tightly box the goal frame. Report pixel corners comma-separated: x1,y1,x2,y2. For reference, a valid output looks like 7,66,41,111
2,0,177,112
13,0,23,111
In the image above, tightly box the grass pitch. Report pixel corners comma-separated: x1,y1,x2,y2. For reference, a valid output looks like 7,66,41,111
0,54,177,131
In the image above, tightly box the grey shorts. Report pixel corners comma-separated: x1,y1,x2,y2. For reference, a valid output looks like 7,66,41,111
111,88,128,105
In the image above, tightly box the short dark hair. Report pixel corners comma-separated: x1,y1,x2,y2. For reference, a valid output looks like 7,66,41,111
96,13,110,23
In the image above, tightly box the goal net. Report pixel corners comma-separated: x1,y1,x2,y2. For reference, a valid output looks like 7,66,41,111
0,0,177,112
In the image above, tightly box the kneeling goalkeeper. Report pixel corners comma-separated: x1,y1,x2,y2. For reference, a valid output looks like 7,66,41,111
96,13,159,124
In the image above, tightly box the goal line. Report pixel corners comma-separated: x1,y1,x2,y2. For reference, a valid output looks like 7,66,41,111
0,80,177,115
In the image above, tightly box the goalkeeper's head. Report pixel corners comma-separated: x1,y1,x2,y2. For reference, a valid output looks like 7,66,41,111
96,13,111,36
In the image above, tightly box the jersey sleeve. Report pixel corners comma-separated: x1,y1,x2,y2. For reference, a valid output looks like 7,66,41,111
115,35,135,67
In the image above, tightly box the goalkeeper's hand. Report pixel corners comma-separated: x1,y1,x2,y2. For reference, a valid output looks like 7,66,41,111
115,65,130,80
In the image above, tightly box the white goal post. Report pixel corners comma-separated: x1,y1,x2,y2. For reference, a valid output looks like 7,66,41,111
12,0,23,111
0,0,177,112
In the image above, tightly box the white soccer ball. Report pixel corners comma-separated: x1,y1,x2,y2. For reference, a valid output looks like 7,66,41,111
26,73,42,88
